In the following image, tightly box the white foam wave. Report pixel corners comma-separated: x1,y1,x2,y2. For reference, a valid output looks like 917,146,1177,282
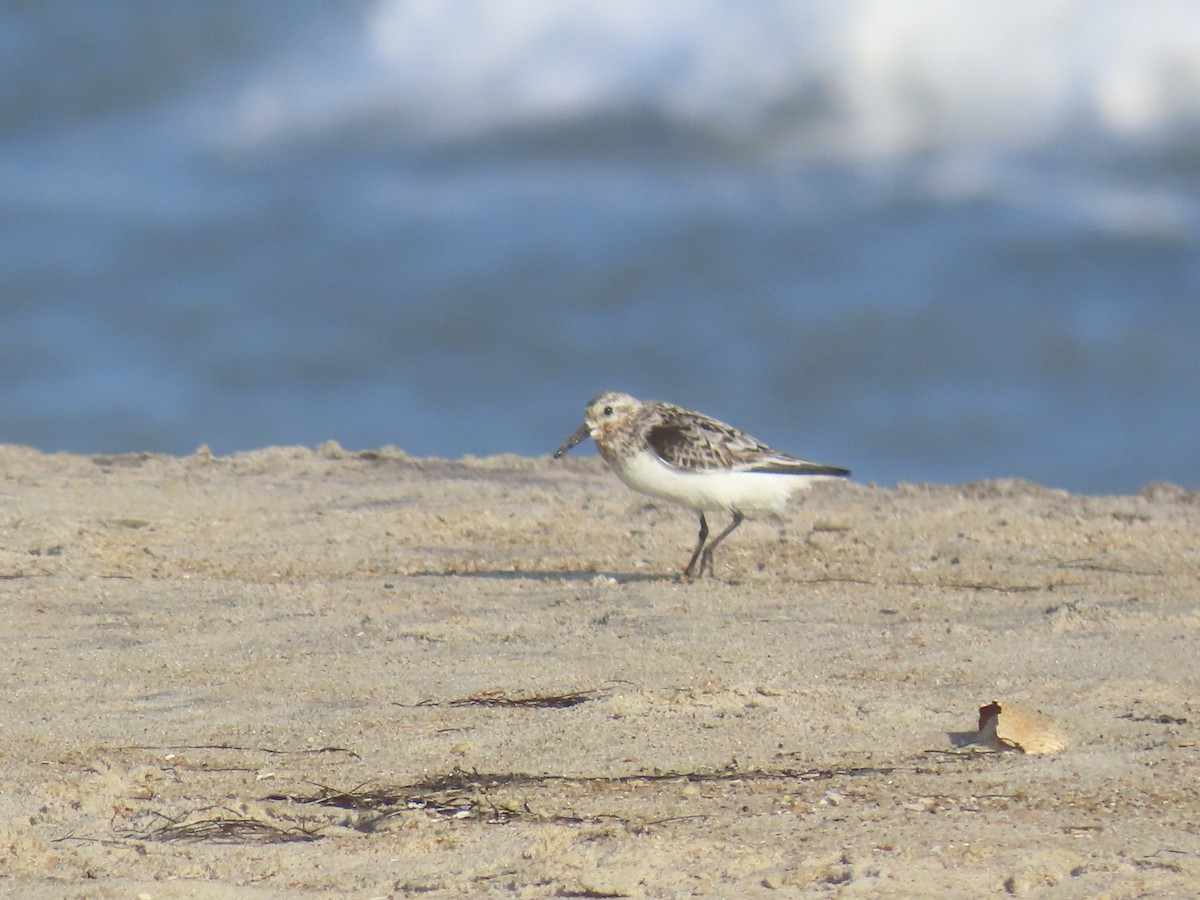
227,0,1200,157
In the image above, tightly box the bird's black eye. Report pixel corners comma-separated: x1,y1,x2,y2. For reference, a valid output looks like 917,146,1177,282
603,405,614,416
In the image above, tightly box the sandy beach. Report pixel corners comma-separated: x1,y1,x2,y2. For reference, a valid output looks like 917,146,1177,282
1,443,1198,897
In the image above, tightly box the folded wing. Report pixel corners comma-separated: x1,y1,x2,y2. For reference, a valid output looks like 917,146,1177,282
646,409,849,478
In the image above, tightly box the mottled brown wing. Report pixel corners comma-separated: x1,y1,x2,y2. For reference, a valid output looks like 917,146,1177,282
645,405,763,471
647,404,851,477
647,422,736,470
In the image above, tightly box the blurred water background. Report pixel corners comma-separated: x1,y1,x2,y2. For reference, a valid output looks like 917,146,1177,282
4,1,1200,493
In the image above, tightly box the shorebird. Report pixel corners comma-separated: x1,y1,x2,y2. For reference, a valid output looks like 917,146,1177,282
554,391,850,579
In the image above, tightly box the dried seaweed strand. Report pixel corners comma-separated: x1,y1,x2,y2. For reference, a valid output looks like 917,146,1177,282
411,689,599,709
129,814,322,844
117,742,360,758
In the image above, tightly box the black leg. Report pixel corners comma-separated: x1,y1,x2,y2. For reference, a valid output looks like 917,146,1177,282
681,513,709,581
698,511,745,578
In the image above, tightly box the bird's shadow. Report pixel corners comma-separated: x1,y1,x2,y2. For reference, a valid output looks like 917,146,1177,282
401,568,676,585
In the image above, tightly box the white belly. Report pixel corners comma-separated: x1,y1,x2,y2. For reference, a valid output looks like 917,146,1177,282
609,450,818,513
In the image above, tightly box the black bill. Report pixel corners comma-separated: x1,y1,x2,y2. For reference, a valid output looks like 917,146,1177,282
553,423,592,459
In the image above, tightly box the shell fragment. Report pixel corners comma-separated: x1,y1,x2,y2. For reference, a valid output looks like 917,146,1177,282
974,701,1067,755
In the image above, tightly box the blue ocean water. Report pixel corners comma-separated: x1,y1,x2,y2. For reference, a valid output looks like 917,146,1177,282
3,1,1200,493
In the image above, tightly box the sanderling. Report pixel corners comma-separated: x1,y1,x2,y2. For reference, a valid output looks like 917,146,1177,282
554,391,850,580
